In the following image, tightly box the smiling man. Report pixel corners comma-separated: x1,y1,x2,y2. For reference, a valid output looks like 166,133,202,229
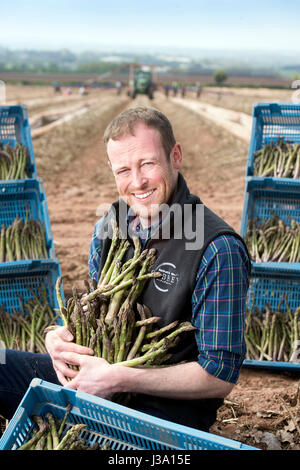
0,107,251,432
105,117,182,227
77,107,251,430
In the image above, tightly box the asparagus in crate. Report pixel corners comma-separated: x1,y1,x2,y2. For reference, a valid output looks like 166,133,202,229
245,295,300,362
253,137,300,178
0,214,48,262
53,219,196,386
245,213,300,263
0,142,30,180
16,406,103,450
0,283,57,353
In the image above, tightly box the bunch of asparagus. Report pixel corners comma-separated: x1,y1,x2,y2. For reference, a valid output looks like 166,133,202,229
253,138,300,178
245,296,300,362
0,284,57,353
54,219,195,371
245,214,300,263
0,214,48,262
17,406,103,450
0,142,30,180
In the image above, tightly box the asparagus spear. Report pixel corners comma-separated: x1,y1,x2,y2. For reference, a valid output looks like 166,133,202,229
18,421,49,450
54,424,86,450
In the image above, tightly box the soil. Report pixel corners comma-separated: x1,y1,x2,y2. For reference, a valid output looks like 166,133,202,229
2,86,300,450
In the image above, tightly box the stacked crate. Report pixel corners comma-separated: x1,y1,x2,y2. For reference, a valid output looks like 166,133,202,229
0,105,64,336
240,103,300,370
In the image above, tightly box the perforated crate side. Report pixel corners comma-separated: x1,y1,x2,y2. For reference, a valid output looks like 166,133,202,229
0,379,258,451
240,179,300,248
0,105,37,180
0,179,55,258
246,263,300,313
0,259,63,314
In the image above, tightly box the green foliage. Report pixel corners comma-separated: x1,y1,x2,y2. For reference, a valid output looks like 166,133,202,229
75,61,122,74
0,62,62,74
0,56,123,76
213,69,228,85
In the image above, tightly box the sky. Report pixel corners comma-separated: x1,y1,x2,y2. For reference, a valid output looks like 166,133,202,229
1,0,300,54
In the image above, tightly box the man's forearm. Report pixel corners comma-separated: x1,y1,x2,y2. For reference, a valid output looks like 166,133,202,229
115,361,234,400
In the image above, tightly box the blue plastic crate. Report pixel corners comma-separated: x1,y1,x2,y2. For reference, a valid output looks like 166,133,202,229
0,105,37,180
246,263,300,314
243,358,300,370
246,102,300,187
240,178,300,268
244,263,300,371
0,379,258,450
0,259,63,316
0,179,55,259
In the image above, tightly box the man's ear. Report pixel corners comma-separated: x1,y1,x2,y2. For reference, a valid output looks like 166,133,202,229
170,143,183,169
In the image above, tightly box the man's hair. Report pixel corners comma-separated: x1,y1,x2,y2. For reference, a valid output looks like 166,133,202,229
103,106,176,159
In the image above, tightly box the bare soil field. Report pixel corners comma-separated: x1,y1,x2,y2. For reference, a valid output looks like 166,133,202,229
179,86,293,115
2,84,300,450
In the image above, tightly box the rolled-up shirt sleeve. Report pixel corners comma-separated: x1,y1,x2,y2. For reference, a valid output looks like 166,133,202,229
192,234,251,384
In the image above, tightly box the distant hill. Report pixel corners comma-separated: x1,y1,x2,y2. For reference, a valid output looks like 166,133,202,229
0,46,299,80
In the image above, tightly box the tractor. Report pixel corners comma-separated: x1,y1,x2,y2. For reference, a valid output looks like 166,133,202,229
129,69,155,100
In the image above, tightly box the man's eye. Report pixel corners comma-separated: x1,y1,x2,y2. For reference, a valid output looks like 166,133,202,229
117,169,129,175
143,162,153,166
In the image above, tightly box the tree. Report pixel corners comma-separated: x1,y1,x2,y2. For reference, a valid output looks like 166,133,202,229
213,69,227,85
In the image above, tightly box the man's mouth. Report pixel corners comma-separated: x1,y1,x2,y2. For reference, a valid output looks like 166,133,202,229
133,189,155,200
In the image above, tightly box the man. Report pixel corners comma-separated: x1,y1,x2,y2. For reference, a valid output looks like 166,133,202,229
0,107,250,432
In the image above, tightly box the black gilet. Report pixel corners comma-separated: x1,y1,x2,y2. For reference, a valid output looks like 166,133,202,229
98,173,251,431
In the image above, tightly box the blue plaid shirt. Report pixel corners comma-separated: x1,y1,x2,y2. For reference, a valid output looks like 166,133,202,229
88,216,250,384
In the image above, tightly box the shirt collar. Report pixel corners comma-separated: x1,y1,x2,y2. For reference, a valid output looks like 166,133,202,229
126,211,161,240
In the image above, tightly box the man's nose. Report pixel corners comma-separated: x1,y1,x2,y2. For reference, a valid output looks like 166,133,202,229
131,169,147,188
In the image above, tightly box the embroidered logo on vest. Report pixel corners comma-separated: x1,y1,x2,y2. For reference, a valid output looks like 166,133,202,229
153,262,179,292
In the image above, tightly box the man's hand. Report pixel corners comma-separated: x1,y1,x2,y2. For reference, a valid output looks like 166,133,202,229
61,355,234,402
60,352,123,399
45,326,94,386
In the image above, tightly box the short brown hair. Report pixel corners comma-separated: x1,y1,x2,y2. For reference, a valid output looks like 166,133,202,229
103,107,176,159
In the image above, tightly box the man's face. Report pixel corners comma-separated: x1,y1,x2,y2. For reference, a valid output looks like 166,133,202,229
107,122,182,227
